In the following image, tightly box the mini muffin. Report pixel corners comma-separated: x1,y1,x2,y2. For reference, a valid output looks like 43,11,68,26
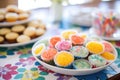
0,28,11,36
73,59,91,69
86,41,104,54
55,40,72,51
101,52,115,60
0,36,4,43
17,35,31,43
33,43,46,56
28,20,41,28
70,46,89,58
49,36,62,47
23,27,36,38
41,48,57,63
16,9,24,14
5,32,19,43
12,25,25,33
39,23,46,30
70,34,85,45
102,41,114,53
5,13,18,22
36,28,45,37
6,5,18,12
61,30,77,40
54,51,74,68
88,54,107,67
0,14,4,21
18,13,29,20
0,9,6,15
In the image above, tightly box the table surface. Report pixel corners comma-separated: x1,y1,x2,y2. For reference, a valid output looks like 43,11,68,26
1,0,120,80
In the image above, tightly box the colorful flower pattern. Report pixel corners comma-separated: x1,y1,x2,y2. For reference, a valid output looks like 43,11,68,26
0,64,18,80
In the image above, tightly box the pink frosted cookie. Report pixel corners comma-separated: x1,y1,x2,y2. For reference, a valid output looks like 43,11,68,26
70,34,85,45
102,41,114,52
55,40,72,51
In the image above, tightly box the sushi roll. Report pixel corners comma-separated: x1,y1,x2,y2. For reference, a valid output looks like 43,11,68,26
86,41,104,54
72,59,91,69
70,46,89,58
41,48,57,63
54,51,74,68
88,54,107,67
55,40,72,51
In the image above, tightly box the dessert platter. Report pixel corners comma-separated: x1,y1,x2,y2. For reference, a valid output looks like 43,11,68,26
0,5,47,47
32,30,117,75
0,5,33,27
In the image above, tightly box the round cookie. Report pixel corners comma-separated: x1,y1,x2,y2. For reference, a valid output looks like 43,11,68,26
5,32,19,43
17,35,31,43
0,28,11,36
12,25,25,33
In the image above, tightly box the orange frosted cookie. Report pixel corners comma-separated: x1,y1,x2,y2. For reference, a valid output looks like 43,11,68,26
49,36,62,47
70,34,85,45
86,41,104,54
41,48,57,62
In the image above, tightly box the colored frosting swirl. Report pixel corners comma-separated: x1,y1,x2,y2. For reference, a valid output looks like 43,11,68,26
102,41,114,52
54,51,74,67
55,41,72,51
101,52,115,60
88,54,106,67
71,35,85,45
34,44,45,56
70,46,89,58
50,36,61,47
62,30,76,40
86,41,104,54
73,59,91,69
41,48,57,62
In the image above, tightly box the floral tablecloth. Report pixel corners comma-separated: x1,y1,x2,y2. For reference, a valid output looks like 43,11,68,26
0,28,120,80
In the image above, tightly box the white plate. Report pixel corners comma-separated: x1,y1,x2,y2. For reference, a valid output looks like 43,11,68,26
32,38,118,75
89,28,120,41
0,17,33,27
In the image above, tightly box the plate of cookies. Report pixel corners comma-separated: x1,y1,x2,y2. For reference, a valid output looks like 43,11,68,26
32,30,117,75
0,5,32,27
0,19,47,47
